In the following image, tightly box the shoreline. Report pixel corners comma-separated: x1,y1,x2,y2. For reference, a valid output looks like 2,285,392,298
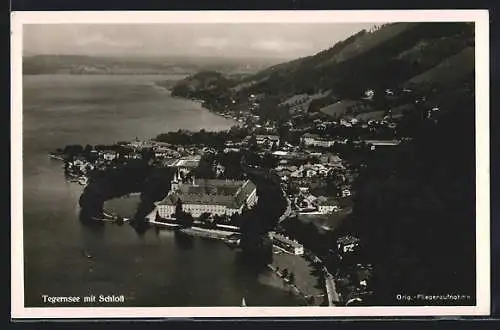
154,82,240,126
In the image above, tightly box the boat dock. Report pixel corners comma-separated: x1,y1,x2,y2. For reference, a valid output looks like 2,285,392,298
178,227,236,240
149,218,180,228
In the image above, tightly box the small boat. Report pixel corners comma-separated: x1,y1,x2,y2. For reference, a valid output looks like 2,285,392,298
83,249,92,259
48,153,65,161
241,297,246,307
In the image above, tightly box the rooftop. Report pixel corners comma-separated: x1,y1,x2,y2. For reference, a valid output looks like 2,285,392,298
159,179,256,209
272,232,303,248
337,235,360,245
256,135,280,141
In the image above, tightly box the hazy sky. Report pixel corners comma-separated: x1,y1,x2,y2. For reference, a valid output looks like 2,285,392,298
23,23,376,59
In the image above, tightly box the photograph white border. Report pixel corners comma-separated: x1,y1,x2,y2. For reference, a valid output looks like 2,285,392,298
11,9,490,319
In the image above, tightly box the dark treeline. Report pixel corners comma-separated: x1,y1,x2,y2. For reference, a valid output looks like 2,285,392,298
79,159,175,222
79,159,149,217
234,163,287,265
194,150,247,180
56,143,134,161
154,126,249,147
170,71,237,113
336,88,476,305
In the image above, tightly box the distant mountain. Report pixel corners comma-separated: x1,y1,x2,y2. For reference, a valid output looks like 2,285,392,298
22,54,280,75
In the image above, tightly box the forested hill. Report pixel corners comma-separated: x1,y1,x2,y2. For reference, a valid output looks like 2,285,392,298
171,22,474,113
235,22,474,99
170,71,238,97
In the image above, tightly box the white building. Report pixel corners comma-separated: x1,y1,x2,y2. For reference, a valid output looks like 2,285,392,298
256,135,280,147
301,133,336,148
363,89,375,100
337,235,360,256
341,189,352,197
318,204,339,214
100,150,118,161
155,174,258,219
271,232,304,256
317,197,339,214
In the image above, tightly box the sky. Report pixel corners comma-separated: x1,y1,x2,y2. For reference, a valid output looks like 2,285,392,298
23,23,376,60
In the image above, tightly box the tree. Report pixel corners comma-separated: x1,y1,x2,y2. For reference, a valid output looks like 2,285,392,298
248,134,257,150
199,212,211,224
141,148,154,162
175,198,183,218
242,201,249,213
84,144,93,156
177,211,194,228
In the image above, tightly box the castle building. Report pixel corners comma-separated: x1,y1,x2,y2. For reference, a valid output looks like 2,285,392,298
155,170,258,219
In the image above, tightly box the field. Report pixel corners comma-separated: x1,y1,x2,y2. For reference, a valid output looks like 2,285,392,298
405,47,474,88
103,194,142,219
270,251,325,305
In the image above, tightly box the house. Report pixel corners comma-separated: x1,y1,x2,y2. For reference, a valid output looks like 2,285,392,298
356,264,374,289
125,152,142,160
256,135,280,147
363,89,375,100
270,232,304,255
154,146,172,158
214,164,225,177
304,194,318,206
337,235,360,256
340,118,352,127
272,150,289,158
317,197,339,214
320,153,343,165
301,133,336,148
341,188,352,197
100,150,118,161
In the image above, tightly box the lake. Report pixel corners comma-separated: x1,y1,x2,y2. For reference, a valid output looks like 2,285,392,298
21,74,304,307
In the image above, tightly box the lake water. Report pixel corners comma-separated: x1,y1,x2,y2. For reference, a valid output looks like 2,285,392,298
21,74,304,307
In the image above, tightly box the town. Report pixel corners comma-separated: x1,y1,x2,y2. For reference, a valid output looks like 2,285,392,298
49,76,453,308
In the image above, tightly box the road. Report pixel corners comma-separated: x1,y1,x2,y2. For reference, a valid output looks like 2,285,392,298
241,157,342,306
278,186,292,223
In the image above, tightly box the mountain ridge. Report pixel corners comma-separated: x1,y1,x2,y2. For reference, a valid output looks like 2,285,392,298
170,22,474,123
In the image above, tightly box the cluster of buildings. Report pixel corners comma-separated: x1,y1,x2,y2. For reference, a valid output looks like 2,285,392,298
332,235,375,305
270,151,352,215
154,170,258,219
275,160,343,181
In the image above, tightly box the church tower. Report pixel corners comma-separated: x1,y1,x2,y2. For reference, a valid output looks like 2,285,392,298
171,169,180,192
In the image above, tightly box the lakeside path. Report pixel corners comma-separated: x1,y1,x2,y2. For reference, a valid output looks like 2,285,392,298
239,160,336,305
268,250,326,306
